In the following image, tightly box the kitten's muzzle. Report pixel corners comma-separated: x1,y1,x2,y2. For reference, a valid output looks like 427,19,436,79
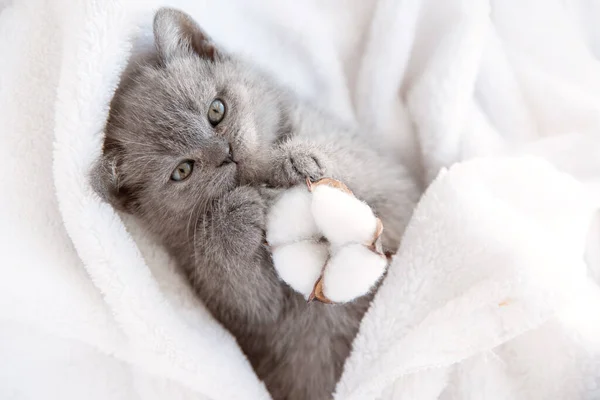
218,143,236,167
206,137,236,167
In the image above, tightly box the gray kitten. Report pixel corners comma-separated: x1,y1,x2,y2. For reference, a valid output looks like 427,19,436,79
93,8,419,400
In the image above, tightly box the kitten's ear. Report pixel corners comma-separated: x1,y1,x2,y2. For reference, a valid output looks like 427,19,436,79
90,155,136,214
153,7,220,62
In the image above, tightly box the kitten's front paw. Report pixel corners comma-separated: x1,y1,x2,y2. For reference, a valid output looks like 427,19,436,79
269,142,328,187
210,186,266,261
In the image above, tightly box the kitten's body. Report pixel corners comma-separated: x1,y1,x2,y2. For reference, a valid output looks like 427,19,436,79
96,8,418,399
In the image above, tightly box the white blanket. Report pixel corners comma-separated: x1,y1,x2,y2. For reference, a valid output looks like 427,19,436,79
1,0,599,399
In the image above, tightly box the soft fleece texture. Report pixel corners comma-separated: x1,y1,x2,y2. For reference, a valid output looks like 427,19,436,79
1,1,600,400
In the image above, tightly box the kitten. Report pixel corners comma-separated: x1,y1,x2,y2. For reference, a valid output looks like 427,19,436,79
93,8,419,400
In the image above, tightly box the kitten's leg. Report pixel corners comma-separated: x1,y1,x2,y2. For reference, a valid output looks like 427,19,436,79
191,186,285,325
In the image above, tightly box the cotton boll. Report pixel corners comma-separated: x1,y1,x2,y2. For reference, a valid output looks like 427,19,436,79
311,185,378,246
266,185,319,246
322,244,387,303
271,241,328,299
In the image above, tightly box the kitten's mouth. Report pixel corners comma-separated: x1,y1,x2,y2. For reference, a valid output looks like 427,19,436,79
218,159,237,168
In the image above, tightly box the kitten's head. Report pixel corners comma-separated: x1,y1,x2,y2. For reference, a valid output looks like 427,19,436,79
94,8,281,232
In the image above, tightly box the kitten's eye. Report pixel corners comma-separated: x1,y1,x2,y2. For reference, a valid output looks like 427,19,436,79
171,160,194,181
208,99,226,126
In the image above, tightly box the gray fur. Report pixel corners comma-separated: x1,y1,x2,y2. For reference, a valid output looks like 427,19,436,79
94,7,419,400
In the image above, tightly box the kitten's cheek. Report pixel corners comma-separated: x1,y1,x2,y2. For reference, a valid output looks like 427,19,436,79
239,130,260,160
245,128,259,147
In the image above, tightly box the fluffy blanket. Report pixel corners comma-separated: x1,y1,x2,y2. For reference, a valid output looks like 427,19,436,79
1,0,599,399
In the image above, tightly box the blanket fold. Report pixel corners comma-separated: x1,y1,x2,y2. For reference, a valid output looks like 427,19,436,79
336,157,600,399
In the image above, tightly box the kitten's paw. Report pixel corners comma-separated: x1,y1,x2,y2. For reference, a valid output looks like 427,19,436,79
269,142,328,187
211,186,266,260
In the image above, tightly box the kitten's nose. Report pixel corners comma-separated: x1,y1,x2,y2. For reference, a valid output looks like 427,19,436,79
218,143,235,167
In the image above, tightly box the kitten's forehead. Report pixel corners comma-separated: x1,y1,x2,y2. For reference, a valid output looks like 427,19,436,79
116,59,225,152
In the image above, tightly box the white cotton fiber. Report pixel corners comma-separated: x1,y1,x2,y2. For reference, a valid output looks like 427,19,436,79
311,185,378,246
266,185,319,246
267,182,385,301
322,244,387,303
271,241,328,299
